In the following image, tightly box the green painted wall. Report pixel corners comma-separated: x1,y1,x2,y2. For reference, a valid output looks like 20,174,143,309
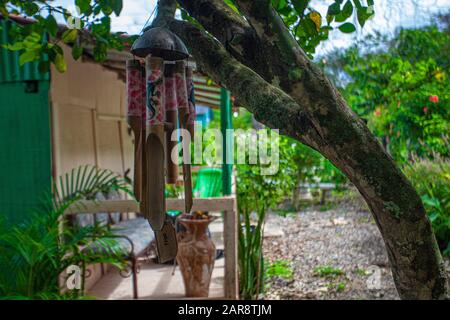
0,20,52,225
0,80,52,225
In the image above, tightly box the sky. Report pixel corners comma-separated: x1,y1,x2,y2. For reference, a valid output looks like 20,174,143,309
54,0,450,55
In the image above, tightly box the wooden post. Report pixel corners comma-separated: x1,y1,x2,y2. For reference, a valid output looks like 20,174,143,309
224,198,239,299
220,89,237,298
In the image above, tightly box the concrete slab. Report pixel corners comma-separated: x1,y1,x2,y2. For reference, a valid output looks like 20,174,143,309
88,258,225,300
264,217,285,238
88,216,226,300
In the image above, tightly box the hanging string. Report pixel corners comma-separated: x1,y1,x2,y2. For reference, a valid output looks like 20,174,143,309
140,3,158,34
131,2,158,60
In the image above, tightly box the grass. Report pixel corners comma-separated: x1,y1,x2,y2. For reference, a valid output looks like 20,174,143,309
315,265,347,294
265,260,294,280
355,268,370,276
314,265,345,278
328,282,346,292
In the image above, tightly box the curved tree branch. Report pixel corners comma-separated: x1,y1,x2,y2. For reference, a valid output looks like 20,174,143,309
166,18,322,149
176,0,283,84
153,0,449,299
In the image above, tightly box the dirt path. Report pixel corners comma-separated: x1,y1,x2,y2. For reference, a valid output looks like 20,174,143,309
262,197,449,300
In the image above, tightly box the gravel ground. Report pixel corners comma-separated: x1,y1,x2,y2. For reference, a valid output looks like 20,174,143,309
262,196,449,300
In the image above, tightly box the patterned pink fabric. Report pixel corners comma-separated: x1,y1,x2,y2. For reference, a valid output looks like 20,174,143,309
164,76,177,111
126,66,145,117
175,72,188,111
140,70,147,120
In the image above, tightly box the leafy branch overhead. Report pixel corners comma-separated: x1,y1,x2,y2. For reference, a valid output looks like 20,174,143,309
270,0,374,56
0,0,129,73
0,0,373,72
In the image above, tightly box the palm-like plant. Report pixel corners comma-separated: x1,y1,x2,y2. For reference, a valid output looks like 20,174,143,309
0,165,132,299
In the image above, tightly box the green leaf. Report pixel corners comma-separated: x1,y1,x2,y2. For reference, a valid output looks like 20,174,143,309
54,53,67,73
109,0,123,16
46,15,59,38
272,0,287,10
61,29,78,43
19,50,39,65
71,45,83,61
338,22,356,33
0,5,9,18
326,14,334,25
93,42,107,61
93,5,102,15
300,17,318,37
52,44,64,56
327,2,341,16
356,7,374,27
292,0,309,16
335,0,353,22
3,42,25,51
23,2,39,16
101,5,113,16
75,0,92,15
23,32,42,48
321,25,333,33
353,0,362,9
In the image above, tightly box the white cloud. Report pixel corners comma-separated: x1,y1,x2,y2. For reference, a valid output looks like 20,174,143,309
110,0,158,34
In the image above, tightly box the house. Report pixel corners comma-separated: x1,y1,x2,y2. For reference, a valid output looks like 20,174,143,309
0,18,231,226
0,16,239,298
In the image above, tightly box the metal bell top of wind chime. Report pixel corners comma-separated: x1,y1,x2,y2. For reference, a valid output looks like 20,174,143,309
126,25,196,263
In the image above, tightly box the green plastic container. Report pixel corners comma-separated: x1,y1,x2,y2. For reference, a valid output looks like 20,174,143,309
167,167,223,217
193,167,222,198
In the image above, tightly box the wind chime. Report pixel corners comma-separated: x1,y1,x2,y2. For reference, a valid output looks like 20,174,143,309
126,26,195,263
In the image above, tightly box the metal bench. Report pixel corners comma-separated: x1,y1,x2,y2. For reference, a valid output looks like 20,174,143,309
67,192,155,299
66,196,239,299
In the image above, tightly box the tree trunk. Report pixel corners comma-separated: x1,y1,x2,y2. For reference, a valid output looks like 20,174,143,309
155,0,449,299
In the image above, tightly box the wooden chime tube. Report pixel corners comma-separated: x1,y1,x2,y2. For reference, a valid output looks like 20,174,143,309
185,65,196,140
139,66,147,217
126,59,145,202
175,60,193,214
145,56,166,231
164,63,179,185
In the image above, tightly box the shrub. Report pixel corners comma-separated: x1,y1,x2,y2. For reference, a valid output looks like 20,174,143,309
403,156,450,255
0,166,131,299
